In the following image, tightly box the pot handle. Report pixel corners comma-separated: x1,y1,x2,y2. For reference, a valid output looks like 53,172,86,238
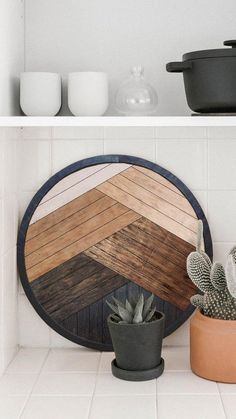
166,61,192,73
224,40,236,48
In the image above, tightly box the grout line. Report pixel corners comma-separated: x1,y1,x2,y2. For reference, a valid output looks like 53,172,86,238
87,352,102,419
217,383,228,419
18,348,50,418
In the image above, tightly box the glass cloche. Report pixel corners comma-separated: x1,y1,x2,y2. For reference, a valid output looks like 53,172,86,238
115,66,158,116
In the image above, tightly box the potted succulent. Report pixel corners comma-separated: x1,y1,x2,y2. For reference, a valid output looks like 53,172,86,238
106,293,165,381
187,221,236,383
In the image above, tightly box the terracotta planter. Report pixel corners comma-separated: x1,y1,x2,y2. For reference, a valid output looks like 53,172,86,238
190,310,236,383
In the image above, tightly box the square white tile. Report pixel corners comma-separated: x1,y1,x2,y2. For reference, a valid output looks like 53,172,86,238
42,348,100,372
53,126,104,140
49,329,79,348
213,242,235,265
6,348,48,374
18,294,50,347
2,194,18,253
157,372,219,395
208,191,236,242
218,383,236,394
163,319,190,347
208,139,236,189
156,126,207,139
22,127,52,140
157,139,207,190
0,373,37,396
162,347,190,371
32,372,96,395
221,394,236,418
208,127,236,139
52,139,104,173
0,396,28,419
104,127,155,139
99,352,115,372
157,394,225,419
21,395,91,419
90,395,156,419
95,373,156,395
20,140,51,191
104,139,155,161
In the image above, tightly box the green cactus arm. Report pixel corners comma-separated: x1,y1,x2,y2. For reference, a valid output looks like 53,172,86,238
187,252,214,292
226,255,236,298
210,262,226,290
190,294,204,309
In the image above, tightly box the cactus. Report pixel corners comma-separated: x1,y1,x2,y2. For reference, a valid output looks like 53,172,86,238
187,220,236,320
106,293,156,324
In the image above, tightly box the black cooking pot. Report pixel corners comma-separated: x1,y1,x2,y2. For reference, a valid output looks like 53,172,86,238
166,40,236,113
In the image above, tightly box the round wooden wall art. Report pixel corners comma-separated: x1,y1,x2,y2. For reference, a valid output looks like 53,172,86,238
18,155,212,350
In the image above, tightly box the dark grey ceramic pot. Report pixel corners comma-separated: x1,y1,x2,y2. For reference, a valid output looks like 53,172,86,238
107,311,165,371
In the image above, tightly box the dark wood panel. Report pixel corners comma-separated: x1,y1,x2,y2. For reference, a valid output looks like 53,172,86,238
31,253,128,323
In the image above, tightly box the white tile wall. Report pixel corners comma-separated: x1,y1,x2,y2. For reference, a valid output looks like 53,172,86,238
16,125,236,350
0,128,21,375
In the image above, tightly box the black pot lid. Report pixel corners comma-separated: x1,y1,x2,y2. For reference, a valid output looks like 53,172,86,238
183,40,236,61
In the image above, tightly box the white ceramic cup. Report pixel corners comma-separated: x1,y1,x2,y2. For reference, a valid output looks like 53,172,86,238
68,72,108,116
20,72,61,116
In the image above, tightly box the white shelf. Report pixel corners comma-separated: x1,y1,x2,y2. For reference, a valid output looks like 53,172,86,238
1,116,236,127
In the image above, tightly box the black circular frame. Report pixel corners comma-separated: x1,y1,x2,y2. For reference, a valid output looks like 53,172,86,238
17,155,213,351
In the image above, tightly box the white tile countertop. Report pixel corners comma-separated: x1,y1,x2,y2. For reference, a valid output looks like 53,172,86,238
0,346,233,419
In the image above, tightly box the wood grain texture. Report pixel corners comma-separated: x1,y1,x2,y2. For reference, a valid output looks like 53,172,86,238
27,209,141,281
25,194,116,256
84,219,196,310
31,253,128,323
40,164,109,204
26,189,103,241
96,181,197,246
122,167,196,216
30,163,131,224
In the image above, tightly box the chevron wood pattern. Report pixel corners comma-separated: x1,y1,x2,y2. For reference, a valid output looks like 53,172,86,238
19,159,210,350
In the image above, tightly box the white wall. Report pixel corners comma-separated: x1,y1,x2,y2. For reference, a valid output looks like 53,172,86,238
0,128,21,374
0,0,24,115
0,0,24,374
17,125,236,348
25,0,236,115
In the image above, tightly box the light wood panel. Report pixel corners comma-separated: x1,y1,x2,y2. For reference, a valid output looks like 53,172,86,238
96,181,197,246
109,173,197,230
25,194,116,255
26,189,103,241
27,210,141,281
135,166,183,195
30,163,131,224
122,167,196,216
40,164,109,204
